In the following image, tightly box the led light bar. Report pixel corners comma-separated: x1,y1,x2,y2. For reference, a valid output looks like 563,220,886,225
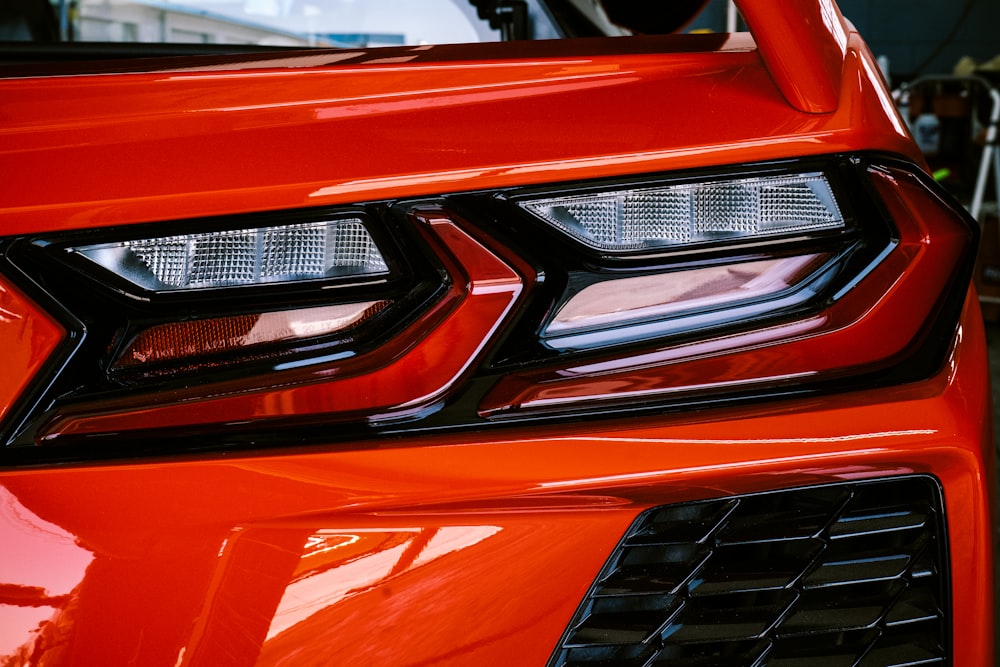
548,254,829,333
542,253,833,350
521,173,844,251
113,301,388,371
70,219,389,292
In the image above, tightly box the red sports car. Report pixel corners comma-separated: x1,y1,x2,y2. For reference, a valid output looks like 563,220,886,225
0,0,993,664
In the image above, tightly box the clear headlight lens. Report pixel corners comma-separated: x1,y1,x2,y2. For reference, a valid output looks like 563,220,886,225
521,172,844,251
70,219,389,291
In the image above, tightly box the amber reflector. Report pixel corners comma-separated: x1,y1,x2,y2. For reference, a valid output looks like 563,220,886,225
114,301,387,369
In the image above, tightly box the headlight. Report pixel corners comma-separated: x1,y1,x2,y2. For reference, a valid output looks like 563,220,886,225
0,157,976,451
521,172,843,251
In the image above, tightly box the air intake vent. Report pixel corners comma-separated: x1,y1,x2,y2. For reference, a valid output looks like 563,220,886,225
549,476,949,667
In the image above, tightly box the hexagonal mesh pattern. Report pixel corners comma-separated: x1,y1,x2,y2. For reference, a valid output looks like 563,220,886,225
548,476,949,667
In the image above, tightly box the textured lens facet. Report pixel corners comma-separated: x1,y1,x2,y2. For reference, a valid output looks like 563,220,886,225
71,219,389,292
522,173,843,251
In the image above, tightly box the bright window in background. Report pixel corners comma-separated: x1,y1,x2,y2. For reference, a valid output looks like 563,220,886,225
63,0,522,46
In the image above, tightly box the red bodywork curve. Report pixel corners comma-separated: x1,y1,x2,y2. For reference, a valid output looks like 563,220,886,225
0,295,992,665
0,278,63,427
0,32,916,235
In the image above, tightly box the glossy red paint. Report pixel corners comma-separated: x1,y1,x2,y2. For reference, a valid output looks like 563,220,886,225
0,294,991,664
736,0,849,113
1,32,916,236
37,210,528,441
0,277,63,426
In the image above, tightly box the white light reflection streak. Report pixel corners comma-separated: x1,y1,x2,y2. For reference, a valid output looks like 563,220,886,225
303,533,360,557
545,429,936,446
411,525,500,570
535,429,937,490
860,51,907,137
522,372,817,409
265,525,499,642
561,317,825,377
202,68,627,114
818,0,849,54
307,134,849,202
266,540,408,641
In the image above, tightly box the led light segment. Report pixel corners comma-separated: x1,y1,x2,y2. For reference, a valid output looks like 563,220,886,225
541,253,834,350
548,254,829,333
114,301,388,370
521,173,843,251
71,219,389,292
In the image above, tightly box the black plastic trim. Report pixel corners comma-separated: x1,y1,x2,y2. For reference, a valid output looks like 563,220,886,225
546,475,952,667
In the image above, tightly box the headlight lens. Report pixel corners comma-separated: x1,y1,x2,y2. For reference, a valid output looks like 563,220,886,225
521,172,844,252
70,219,389,292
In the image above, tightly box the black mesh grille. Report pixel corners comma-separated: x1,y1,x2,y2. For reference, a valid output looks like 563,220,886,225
549,476,950,667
